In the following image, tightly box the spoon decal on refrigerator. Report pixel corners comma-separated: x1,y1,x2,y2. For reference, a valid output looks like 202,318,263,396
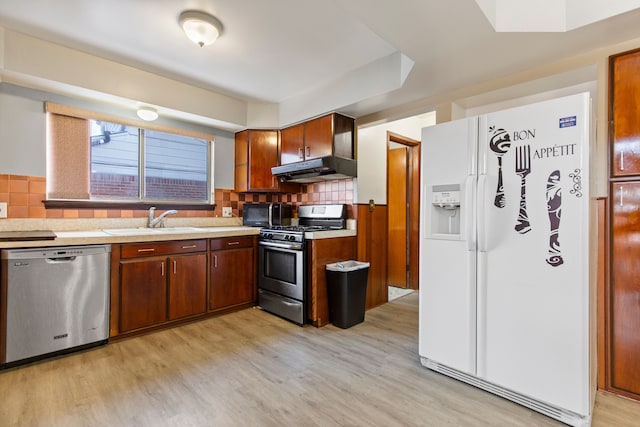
545,170,564,267
489,127,511,208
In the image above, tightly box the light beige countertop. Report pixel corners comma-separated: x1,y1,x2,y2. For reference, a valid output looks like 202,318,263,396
0,226,261,249
304,229,357,240
0,217,357,248
0,218,261,249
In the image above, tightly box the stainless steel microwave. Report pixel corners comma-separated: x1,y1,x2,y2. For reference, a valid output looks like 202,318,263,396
242,203,292,227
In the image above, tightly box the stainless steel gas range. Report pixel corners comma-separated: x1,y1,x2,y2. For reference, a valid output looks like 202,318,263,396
257,204,347,325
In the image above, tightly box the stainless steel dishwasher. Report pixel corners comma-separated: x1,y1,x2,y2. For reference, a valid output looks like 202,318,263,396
1,245,111,365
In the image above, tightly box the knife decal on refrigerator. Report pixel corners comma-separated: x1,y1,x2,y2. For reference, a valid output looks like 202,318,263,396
489,127,511,208
514,144,532,234
546,170,564,267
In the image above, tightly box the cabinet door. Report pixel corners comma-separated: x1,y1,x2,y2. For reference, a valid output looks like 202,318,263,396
248,130,278,191
304,114,334,161
120,258,167,332
611,182,640,395
234,130,249,192
168,253,207,320
280,124,304,165
210,247,255,310
612,51,640,176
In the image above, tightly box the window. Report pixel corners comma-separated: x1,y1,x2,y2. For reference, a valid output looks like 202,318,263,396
46,103,214,206
89,121,210,202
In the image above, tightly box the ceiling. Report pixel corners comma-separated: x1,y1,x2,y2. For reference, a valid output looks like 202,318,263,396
1,0,640,128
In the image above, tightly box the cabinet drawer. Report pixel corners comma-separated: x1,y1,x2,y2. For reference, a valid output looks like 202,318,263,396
121,239,207,259
210,236,255,251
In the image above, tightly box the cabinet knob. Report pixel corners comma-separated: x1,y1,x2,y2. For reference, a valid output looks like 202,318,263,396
620,149,625,171
298,147,303,159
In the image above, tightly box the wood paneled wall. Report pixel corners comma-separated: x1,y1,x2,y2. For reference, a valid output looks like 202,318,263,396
356,203,388,309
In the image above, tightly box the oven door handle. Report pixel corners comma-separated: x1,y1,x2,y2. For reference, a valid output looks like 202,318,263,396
259,241,303,251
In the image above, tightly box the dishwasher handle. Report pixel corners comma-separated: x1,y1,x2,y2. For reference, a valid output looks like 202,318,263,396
46,256,78,263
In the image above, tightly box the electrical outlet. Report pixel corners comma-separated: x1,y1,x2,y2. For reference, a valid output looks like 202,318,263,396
0,202,7,218
222,207,232,218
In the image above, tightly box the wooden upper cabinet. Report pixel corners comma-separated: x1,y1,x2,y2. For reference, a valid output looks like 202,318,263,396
611,49,640,176
304,114,334,161
234,130,249,192
235,129,278,192
280,124,305,165
280,113,354,165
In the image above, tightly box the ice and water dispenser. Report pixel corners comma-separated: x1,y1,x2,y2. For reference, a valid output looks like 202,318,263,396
430,184,461,235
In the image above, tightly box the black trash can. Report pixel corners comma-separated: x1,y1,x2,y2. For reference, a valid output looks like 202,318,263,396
325,260,370,329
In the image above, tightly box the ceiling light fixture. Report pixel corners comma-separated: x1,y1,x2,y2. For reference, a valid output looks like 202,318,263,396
137,106,159,121
178,10,223,47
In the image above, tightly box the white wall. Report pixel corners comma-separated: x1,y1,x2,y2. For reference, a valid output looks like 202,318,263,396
356,112,436,204
1,29,247,131
0,91,46,176
213,134,235,189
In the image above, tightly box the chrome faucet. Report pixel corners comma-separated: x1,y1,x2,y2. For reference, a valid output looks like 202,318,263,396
148,207,178,228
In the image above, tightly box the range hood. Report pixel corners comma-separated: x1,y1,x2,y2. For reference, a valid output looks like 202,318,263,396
271,156,357,183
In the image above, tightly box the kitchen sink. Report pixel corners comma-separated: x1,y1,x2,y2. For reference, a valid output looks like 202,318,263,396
150,227,203,233
103,227,203,235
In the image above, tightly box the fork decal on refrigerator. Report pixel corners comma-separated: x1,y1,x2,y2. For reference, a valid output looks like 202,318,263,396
514,144,532,234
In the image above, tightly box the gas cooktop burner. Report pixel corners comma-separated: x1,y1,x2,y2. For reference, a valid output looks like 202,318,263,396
266,225,334,233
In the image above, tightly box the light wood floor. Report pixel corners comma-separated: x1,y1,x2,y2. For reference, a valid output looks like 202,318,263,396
1,292,639,426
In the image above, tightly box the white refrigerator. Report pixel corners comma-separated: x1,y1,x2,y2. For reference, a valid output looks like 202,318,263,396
419,92,594,426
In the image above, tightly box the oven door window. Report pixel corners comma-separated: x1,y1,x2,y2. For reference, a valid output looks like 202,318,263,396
263,248,297,284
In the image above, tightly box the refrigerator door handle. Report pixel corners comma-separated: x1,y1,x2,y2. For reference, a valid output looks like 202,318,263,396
477,174,488,252
465,175,476,251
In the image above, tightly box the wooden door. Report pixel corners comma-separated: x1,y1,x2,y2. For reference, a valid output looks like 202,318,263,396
248,130,278,191
210,247,255,310
280,124,304,165
304,114,334,160
611,50,640,176
610,181,640,396
120,258,167,332
387,147,408,287
168,253,207,320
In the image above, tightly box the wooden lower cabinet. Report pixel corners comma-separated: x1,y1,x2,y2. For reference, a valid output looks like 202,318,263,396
209,236,256,311
168,253,207,320
116,240,207,334
111,236,258,338
120,257,167,332
307,236,356,327
610,182,640,397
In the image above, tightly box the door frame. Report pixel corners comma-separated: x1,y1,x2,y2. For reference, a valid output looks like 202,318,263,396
386,131,420,290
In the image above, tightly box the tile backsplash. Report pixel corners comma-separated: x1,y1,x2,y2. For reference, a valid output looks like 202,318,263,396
0,174,355,220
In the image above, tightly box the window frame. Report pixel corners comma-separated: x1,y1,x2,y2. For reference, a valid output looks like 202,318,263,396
44,103,216,211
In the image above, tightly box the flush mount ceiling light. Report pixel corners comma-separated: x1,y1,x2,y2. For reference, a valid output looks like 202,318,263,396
136,106,159,121
178,10,223,47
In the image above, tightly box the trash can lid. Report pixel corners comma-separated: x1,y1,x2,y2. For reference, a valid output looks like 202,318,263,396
326,260,370,271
